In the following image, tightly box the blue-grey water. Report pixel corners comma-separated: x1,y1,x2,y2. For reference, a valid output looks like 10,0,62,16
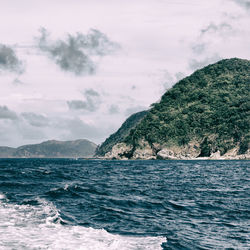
0,159,249,249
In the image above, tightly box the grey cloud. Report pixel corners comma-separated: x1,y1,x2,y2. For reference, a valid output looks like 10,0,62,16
0,110,46,146
67,89,101,112
84,89,99,97
0,106,18,120
36,28,120,76
162,72,174,90
55,117,101,142
19,125,45,140
189,21,234,67
67,100,87,110
12,78,24,85
67,118,100,140
125,106,147,116
0,119,45,147
78,29,120,56
162,71,186,90
21,112,49,127
189,21,233,72
201,22,233,36
192,43,206,55
231,0,250,10
0,44,24,74
175,72,186,82
189,54,222,71
109,104,120,114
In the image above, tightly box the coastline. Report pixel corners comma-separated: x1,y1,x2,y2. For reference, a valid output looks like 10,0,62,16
101,143,250,161
0,156,249,160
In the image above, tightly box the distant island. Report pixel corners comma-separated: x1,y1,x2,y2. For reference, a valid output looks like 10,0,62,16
96,58,250,160
0,139,97,158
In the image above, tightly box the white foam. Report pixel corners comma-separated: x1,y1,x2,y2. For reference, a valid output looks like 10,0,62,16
0,193,6,200
0,199,166,250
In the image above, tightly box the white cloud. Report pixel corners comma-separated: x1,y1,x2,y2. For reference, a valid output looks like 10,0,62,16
0,106,18,120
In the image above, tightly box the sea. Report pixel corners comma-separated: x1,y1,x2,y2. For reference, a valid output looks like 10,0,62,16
0,159,249,250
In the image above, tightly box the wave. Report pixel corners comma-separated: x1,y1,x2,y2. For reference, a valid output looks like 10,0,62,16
0,193,166,250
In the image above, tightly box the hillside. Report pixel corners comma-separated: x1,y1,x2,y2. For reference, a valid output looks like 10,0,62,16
95,110,148,156
0,139,97,158
0,147,16,157
103,58,250,160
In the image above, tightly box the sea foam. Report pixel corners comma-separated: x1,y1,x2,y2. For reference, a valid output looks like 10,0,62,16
0,196,166,250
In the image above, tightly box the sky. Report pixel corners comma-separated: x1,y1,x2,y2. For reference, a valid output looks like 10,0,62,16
0,0,249,147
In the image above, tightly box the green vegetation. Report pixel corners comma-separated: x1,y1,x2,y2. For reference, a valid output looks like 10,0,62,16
96,111,148,156
123,58,250,156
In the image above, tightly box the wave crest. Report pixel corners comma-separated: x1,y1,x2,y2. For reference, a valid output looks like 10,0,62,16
0,197,166,249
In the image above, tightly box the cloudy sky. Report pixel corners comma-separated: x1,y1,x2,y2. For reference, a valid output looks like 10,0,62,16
0,0,249,147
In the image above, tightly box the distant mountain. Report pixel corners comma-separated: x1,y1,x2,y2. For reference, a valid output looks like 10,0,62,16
0,147,16,157
102,58,250,160
95,110,148,156
0,139,97,158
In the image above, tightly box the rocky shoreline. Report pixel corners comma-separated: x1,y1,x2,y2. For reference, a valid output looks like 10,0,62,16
103,140,250,160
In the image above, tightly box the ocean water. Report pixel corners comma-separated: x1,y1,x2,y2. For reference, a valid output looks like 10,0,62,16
0,159,249,250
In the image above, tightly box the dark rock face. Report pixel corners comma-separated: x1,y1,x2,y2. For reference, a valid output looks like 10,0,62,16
0,139,97,158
